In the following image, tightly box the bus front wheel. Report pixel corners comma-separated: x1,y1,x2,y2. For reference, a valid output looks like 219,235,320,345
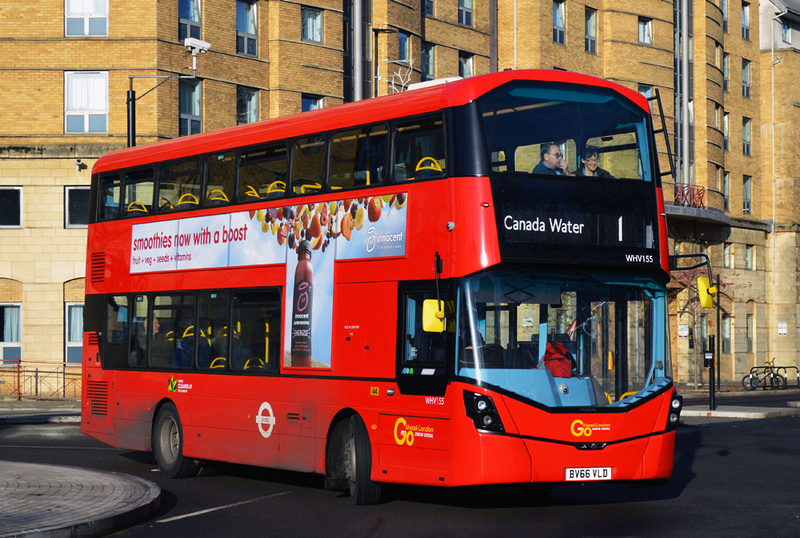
153,402,199,478
345,414,382,505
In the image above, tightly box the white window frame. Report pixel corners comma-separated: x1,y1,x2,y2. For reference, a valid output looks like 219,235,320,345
65,71,108,134
741,2,750,40
301,6,323,43
302,94,323,112
237,0,258,56
723,53,729,91
553,1,566,45
398,31,410,62
638,17,653,45
237,86,259,125
723,171,730,210
0,187,23,229
723,242,732,268
65,186,90,228
743,174,751,214
179,78,203,137
742,117,751,156
65,0,108,36
179,0,202,40
781,21,791,44
742,59,750,98
745,244,754,270
585,7,597,53
0,304,22,366
458,0,473,27
65,302,84,366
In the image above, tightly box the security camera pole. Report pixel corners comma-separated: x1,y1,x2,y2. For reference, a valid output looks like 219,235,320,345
126,39,210,147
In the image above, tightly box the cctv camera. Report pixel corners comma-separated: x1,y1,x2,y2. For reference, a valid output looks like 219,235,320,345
75,159,82,165
184,37,211,54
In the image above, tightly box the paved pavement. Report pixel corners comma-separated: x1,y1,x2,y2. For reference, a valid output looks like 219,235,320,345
0,388,799,537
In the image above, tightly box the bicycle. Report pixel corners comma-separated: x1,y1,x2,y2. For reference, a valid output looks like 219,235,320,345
741,358,787,390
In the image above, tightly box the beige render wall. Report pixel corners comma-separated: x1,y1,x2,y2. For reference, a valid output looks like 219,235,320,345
0,157,88,365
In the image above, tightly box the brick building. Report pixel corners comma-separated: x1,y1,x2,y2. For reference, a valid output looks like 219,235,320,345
0,0,798,394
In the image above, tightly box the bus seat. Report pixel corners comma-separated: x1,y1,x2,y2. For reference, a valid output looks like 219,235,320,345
177,193,199,206
210,357,227,369
126,201,148,213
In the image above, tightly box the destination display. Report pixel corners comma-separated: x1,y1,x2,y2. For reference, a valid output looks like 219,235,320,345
492,177,660,266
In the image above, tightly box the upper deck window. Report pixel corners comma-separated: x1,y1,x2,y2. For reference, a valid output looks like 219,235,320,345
393,116,446,181
329,125,387,190
157,158,201,213
238,144,288,201
124,168,155,216
478,82,653,182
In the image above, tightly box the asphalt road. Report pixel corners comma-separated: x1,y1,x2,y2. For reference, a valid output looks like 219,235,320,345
0,398,798,537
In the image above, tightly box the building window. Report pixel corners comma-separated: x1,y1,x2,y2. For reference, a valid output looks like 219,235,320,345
723,242,732,268
458,0,473,27
742,117,751,156
65,186,90,228
237,0,258,56
743,174,751,214
638,17,653,45
301,7,323,43
179,0,201,40
723,171,730,210
721,314,731,353
585,7,597,53
179,78,202,137
458,52,474,78
65,71,108,133
723,112,729,150
423,0,434,17
421,42,435,81
66,0,108,36
553,1,566,45
746,313,754,352
742,59,750,98
723,53,729,91
65,303,84,365
745,244,754,270
715,104,721,129
237,86,259,125
782,21,791,44
398,32,409,62
0,187,22,228
302,94,323,112
741,2,750,41
722,0,728,32
0,304,22,365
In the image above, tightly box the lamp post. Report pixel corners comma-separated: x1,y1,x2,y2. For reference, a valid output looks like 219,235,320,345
126,39,210,147
372,27,397,98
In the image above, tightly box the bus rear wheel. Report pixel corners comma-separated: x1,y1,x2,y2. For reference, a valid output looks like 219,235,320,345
153,402,199,478
345,414,382,505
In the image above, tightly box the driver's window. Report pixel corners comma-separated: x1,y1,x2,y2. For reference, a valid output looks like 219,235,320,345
402,291,449,365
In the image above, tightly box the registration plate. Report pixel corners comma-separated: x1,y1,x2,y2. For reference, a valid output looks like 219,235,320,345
565,467,612,481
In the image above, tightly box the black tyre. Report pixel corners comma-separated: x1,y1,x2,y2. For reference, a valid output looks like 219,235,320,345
742,374,757,391
345,414,382,505
153,402,199,478
772,374,787,390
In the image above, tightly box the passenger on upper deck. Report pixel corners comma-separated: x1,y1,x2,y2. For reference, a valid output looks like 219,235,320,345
532,143,571,176
576,146,613,179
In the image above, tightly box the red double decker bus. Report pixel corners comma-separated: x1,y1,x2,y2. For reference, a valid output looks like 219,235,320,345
82,70,682,504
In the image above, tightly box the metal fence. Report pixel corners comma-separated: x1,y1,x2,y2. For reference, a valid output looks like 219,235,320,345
0,359,81,401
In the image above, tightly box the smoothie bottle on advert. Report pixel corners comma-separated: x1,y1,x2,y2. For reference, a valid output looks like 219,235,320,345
291,240,313,367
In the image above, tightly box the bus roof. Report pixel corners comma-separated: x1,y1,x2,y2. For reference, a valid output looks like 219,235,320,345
93,69,650,175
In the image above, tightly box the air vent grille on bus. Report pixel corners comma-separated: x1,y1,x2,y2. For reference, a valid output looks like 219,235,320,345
87,380,109,416
90,252,105,283
87,332,99,346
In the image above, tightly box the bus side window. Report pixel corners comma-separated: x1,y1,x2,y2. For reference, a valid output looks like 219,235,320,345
98,173,121,221
329,124,387,190
198,290,229,370
104,295,129,368
129,294,149,367
124,167,155,216
158,159,201,212
393,116,446,182
291,135,325,195
205,151,235,206
153,294,197,369
402,292,449,365
231,290,281,373
238,144,288,201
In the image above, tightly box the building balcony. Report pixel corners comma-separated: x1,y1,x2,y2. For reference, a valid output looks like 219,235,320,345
663,181,731,242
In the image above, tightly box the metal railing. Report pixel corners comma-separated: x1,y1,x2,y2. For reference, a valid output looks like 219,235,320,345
662,181,728,214
0,359,81,401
